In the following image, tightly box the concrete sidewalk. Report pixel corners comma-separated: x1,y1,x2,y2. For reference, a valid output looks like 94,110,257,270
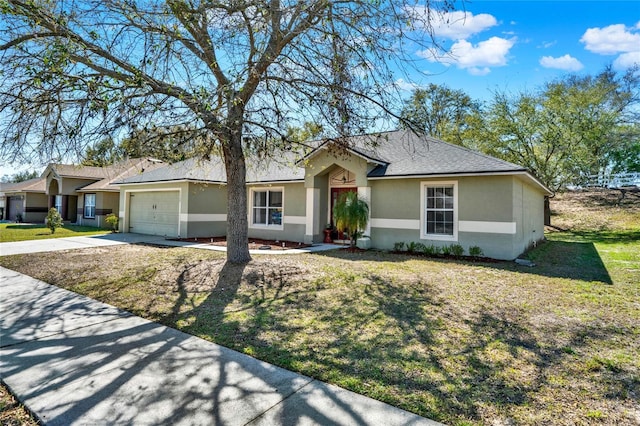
0,267,441,425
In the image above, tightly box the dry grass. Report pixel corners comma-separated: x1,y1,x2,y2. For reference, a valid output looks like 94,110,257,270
1,190,639,425
0,383,39,426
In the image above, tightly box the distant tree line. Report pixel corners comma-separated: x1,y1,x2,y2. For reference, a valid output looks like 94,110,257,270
1,170,40,183
400,67,640,192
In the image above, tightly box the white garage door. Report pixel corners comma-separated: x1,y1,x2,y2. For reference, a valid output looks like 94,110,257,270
129,191,179,237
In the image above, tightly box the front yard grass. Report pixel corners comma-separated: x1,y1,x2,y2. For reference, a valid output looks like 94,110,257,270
0,223,109,242
0,190,638,425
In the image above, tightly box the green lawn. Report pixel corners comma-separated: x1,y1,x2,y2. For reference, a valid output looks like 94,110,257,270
0,223,110,242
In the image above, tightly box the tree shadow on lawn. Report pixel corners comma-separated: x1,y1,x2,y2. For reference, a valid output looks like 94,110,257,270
159,258,633,424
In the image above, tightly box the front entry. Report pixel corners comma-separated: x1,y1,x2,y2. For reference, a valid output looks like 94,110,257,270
330,187,357,227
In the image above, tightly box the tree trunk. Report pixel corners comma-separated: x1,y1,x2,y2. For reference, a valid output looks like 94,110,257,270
222,127,252,264
544,196,551,226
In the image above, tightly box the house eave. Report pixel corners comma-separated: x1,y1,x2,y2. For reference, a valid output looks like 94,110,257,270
296,141,388,167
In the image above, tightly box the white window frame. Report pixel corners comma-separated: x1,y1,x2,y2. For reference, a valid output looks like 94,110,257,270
249,187,284,230
84,193,96,219
420,181,458,241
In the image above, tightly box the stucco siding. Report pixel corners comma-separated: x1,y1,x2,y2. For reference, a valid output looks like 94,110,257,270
61,178,96,195
188,183,227,214
248,224,306,242
513,177,545,256
304,150,369,188
24,193,48,223
457,176,513,222
185,221,227,238
370,179,420,219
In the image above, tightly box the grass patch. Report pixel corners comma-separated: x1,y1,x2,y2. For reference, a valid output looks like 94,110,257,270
0,223,109,242
1,190,639,425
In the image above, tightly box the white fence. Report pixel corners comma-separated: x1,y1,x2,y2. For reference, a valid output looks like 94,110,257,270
586,172,640,188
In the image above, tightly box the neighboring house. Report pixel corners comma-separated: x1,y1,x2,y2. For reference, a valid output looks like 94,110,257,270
0,177,48,222
117,130,552,260
41,158,165,227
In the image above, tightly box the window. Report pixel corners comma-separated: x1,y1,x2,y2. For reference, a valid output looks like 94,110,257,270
54,195,63,213
84,193,96,219
251,189,283,227
421,181,457,241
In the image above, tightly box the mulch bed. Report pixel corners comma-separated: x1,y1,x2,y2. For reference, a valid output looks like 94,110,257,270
172,236,312,251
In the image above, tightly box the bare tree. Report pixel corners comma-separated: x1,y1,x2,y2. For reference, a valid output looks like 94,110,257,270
1,0,454,262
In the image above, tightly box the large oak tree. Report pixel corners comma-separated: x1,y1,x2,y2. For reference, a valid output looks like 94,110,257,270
0,0,454,262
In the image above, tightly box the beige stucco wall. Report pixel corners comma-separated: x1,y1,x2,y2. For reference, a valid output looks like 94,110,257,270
24,192,49,223
512,176,545,255
184,182,227,237
304,150,369,188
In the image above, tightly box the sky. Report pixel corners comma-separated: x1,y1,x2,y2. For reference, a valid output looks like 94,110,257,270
399,0,640,102
2,0,639,178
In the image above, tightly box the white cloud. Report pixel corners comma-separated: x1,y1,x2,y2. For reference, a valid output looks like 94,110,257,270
580,23,640,54
614,51,640,69
408,9,498,40
468,67,491,76
419,37,515,75
394,78,421,92
539,54,584,71
580,23,640,70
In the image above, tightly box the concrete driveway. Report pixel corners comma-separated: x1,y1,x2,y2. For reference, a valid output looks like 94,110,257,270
0,267,442,425
0,233,168,256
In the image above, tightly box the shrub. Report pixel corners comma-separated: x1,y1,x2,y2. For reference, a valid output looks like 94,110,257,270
46,208,63,234
450,244,464,257
393,242,405,252
469,246,484,257
406,241,418,253
413,242,426,253
105,213,119,232
441,244,452,256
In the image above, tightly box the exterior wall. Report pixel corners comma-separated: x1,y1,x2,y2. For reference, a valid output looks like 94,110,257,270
77,192,120,228
247,182,306,242
184,182,227,238
61,178,96,195
304,150,370,188
24,192,49,223
368,175,540,260
512,177,545,256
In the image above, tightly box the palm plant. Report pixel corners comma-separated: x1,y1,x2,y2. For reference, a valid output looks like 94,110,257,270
332,191,369,249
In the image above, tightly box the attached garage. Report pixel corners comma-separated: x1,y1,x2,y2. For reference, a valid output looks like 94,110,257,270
128,191,180,237
7,196,24,221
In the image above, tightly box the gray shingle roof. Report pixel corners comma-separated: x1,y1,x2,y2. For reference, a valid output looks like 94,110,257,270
361,130,526,177
118,157,228,184
117,130,534,185
78,158,166,191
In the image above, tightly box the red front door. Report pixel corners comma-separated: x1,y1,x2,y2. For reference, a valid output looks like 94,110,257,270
330,187,357,228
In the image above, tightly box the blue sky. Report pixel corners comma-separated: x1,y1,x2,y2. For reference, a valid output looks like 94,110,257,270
2,0,639,177
400,0,640,102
